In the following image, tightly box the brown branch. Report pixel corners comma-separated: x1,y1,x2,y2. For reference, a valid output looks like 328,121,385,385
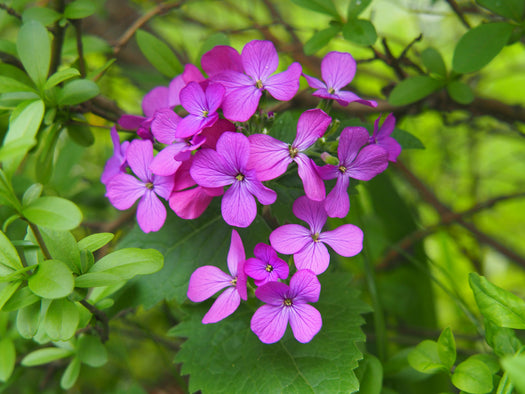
72,19,86,77
49,0,67,76
79,299,110,343
445,0,471,29
0,3,22,19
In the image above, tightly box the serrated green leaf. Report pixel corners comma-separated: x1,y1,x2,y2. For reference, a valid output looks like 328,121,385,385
57,79,99,106
304,25,341,55
501,354,525,393
60,357,81,390
343,19,377,45
78,233,114,252
388,76,442,106
88,248,163,281
64,0,96,19
22,7,61,26
0,230,24,273
16,301,41,338
136,30,182,78
408,340,447,374
421,47,447,77
45,68,81,90
452,22,514,74
447,80,474,104
437,327,456,370
22,196,83,231
171,274,369,393
347,0,372,19
291,0,340,18
21,347,74,366
44,298,79,340
77,335,107,367
356,353,383,394
451,357,493,393
28,259,74,299
16,21,51,89
476,0,524,21
0,338,16,382
469,273,525,329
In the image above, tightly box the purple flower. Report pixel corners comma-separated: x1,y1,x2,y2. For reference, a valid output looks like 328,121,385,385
248,109,331,201
201,45,243,77
251,269,322,344
317,127,389,218
244,243,289,286
303,51,377,107
175,82,225,139
270,196,363,274
190,131,277,228
187,230,248,324
369,113,402,162
212,40,302,122
101,127,129,185
105,139,174,233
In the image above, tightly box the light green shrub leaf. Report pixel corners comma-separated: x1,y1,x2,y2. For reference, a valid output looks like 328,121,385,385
22,7,61,26
75,272,122,288
452,22,514,74
88,248,163,280
388,76,442,106
0,76,37,93
57,79,99,106
469,273,525,329
484,320,521,356
501,354,525,393
408,340,447,374
78,233,114,253
447,80,474,104
77,335,107,367
347,0,372,19
28,259,74,299
476,0,524,21
304,25,341,55
66,123,95,147
136,30,182,78
21,347,74,366
60,357,81,390
291,0,339,18
22,183,43,207
342,19,377,46
437,327,456,369
16,301,41,338
23,196,83,231
45,68,81,90
356,353,383,394
44,298,79,340
0,281,21,312
39,228,82,274
451,357,493,393
2,286,40,312
421,47,447,77
64,0,97,19
0,338,16,382
16,21,51,89
0,230,23,273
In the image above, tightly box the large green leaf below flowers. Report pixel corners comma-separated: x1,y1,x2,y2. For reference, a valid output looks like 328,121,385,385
170,273,370,394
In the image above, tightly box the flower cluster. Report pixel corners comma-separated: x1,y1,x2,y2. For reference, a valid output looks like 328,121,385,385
102,40,402,343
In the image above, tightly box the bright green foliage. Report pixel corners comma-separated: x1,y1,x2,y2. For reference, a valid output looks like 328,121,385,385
22,7,62,26
501,354,525,393
484,321,522,357
16,302,41,338
408,340,447,374
476,0,524,21
136,30,182,78
60,357,81,390
447,80,474,104
57,79,100,106
0,337,16,382
291,0,340,18
355,354,383,394
44,68,81,90
172,274,370,394
347,0,372,19
44,298,79,340
21,347,74,366
304,25,341,55
77,233,114,252
0,230,24,275
16,21,51,90
28,259,74,299
421,48,447,77
63,0,97,19
22,196,83,231
77,335,108,367
451,357,493,394
388,76,443,106
342,19,377,46
437,328,456,370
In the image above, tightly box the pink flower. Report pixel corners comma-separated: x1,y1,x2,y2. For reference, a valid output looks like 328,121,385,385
101,127,129,185
187,230,248,324
369,113,402,162
244,243,289,286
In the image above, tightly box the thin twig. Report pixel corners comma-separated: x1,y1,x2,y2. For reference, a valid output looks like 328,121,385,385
49,0,67,76
79,299,110,343
72,19,86,77
445,0,471,29
0,4,22,19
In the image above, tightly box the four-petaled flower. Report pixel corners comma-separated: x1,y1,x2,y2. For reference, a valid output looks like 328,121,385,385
244,243,289,286
251,269,322,344
369,113,402,162
270,196,363,274
187,230,248,323
303,51,377,107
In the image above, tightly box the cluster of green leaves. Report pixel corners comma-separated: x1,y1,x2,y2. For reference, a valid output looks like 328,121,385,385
408,274,525,393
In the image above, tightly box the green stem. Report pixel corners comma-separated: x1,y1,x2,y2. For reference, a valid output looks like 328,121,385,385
27,222,52,260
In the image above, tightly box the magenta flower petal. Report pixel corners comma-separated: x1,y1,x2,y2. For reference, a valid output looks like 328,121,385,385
175,114,210,138
126,139,154,182
294,241,330,275
221,182,257,228
292,196,327,234
289,269,321,303
247,134,290,181
202,286,241,324
216,131,250,174
347,145,389,181
151,109,181,144
288,303,322,343
168,74,184,107
338,127,369,166
255,281,289,305
105,173,145,209
270,224,312,255
334,91,377,107
321,51,356,91
182,63,205,84
373,113,401,162
101,127,128,185
137,190,166,233
151,173,174,200
245,244,289,285
302,74,326,90
118,114,145,130
324,176,351,218
180,82,207,115
169,186,216,219
242,40,279,81
246,177,277,205
187,265,232,302
319,224,363,257
222,84,262,122
251,304,289,344
375,113,395,139
206,83,225,113
295,154,326,201
293,109,332,151
316,163,338,181
227,230,245,278
149,144,185,176
190,148,232,187
201,45,243,77
264,62,302,101
142,86,169,118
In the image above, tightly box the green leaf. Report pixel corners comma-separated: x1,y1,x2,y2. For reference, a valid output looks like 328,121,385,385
39,228,82,274
476,0,524,21
0,338,16,382
78,233,114,253
304,25,341,55
347,0,372,19
342,19,377,46
64,0,97,19
0,230,24,274
0,169,22,212
388,76,442,106
172,274,369,393
21,347,74,366
22,196,83,231
28,259,74,299
0,76,37,93
77,335,107,367
291,0,340,18
44,298,79,340
57,79,99,106
75,272,122,288
408,340,447,374
2,286,40,312
198,33,230,62
136,30,182,78
16,21,51,89
0,281,22,312
22,183,43,207
447,80,474,104
451,357,493,393
88,248,163,280
0,92,40,109
0,40,17,58
501,354,525,393
0,63,35,89
452,22,514,74
45,68,81,90
421,47,447,77
437,327,456,370
356,353,383,394
22,7,61,26
469,273,525,329
35,124,61,184
16,301,41,338
60,357,81,390
66,123,95,147
484,320,522,356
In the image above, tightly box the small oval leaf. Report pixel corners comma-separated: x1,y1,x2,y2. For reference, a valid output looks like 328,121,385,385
388,76,442,106
23,196,83,231
28,259,74,299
